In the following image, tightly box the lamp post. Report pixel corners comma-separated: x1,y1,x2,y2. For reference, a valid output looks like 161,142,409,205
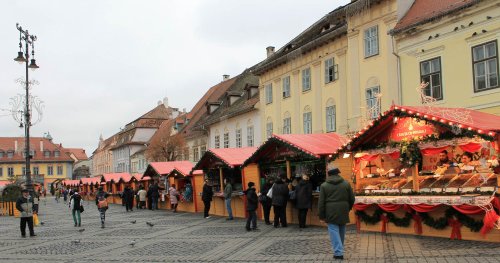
14,23,40,193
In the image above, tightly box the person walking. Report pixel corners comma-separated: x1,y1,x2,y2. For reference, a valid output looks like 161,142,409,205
259,178,274,225
122,186,135,212
137,187,147,209
223,178,234,220
95,187,109,228
55,188,61,203
169,184,179,212
318,168,355,260
63,188,68,203
245,182,259,231
271,176,289,228
69,190,83,227
16,189,36,237
201,179,213,218
295,174,313,229
150,182,160,210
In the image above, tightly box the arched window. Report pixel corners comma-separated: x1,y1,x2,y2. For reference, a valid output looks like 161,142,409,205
223,127,229,148
247,119,254,147
214,129,220,149
235,123,242,148
365,77,381,119
326,98,336,132
303,106,312,134
266,117,273,139
283,112,291,134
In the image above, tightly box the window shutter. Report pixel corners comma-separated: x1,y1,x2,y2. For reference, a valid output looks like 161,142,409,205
334,64,339,80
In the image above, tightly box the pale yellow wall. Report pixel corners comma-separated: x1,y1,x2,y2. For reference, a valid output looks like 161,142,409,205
259,37,349,139
346,0,399,129
396,1,500,115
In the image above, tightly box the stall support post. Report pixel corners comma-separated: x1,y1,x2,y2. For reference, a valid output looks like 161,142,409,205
219,167,224,192
286,160,291,179
412,163,420,192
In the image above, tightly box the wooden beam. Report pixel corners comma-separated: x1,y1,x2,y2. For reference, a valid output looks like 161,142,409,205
286,159,291,179
219,167,224,192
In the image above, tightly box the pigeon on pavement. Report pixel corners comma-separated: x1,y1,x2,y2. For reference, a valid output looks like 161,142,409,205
78,228,85,233
131,220,136,224
146,222,154,228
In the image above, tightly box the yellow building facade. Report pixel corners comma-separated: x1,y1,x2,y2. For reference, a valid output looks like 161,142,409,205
254,0,410,139
393,0,500,114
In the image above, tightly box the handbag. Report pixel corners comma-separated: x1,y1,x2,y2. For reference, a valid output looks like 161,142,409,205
266,184,274,198
33,214,39,226
80,205,84,213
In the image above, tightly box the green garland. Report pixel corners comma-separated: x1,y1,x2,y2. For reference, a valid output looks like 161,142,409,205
355,208,411,227
356,207,483,232
399,140,422,168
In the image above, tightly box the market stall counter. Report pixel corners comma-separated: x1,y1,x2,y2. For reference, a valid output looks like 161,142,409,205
332,105,500,241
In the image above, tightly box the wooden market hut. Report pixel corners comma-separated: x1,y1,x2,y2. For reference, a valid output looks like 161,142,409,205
333,105,500,241
132,174,151,190
242,133,349,226
166,163,203,213
62,180,80,190
80,176,102,199
193,147,258,218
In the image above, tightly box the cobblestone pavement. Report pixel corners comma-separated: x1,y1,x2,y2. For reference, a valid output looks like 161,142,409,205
1,198,500,263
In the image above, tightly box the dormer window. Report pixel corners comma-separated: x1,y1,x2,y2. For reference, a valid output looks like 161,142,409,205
0,151,3,158
54,150,60,157
226,91,243,106
244,84,259,99
7,151,14,158
206,102,222,114
44,150,50,158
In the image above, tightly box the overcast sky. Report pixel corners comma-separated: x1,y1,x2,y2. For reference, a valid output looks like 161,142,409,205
0,0,350,156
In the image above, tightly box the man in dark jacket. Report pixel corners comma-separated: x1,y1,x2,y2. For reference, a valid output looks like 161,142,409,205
149,182,160,211
16,189,36,237
223,178,233,220
122,186,135,212
259,178,274,225
245,182,259,231
271,176,289,228
95,187,109,228
295,174,313,228
318,168,355,260
201,179,213,218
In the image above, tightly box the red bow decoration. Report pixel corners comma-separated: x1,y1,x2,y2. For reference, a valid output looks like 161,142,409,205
381,214,389,233
480,209,500,237
448,218,462,240
412,213,423,235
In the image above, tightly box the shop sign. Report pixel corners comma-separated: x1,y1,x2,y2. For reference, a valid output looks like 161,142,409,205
390,117,435,142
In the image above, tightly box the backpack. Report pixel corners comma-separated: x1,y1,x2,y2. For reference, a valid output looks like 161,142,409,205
97,195,108,209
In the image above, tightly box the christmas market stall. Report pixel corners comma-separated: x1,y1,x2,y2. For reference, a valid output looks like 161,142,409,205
80,176,102,200
143,161,194,210
166,163,202,213
333,105,500,241
193,147,258,218
102,173,127,204
62,180,80,190
242,133,349,226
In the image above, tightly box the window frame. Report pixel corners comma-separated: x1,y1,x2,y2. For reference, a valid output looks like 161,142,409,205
324,58,338,84
419,57,443,101
57,165,63,175
303,112,312,134
235,129,242,148
283,117,292,134
302,68,311,92
364,25,379,58
47,166,53,176
8,167,14,176
365,86,381,119
326,105,336,132
214,135,220,149
247,126,254,147
223,132,229,148
266,122,273,139
282,76,291,98
472,40,499,92
265,83,273,104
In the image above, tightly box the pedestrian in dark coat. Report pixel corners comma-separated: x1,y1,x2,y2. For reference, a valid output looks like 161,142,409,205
146,187,153,210
69,191,83,227
295,174,313,228
95,187,110,228
245,182,259,231
122,186,135,212
271,176,289,228
201,180,213,218
149,183,160,210
16,189,36,237
318,168,355,260
259,178,274,225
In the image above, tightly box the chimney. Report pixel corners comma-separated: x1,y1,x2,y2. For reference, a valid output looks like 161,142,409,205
163,97,169,108
40,140,44,151
14,140,18,152
266,46,275,57
223,75,230,81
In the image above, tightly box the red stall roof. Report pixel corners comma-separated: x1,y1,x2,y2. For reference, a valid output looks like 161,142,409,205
169,162,200,177
194,147,258,170
103,173,128,183
273,134,349,158
148,161,193,176
0,181,11,187
81,177,102,185
63,180,80,186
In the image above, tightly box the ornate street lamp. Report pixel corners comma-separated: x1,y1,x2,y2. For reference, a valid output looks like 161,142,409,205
13,23,41,193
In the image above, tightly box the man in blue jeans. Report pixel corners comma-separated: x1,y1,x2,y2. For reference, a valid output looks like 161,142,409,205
318,168,355,260
223,179,233,220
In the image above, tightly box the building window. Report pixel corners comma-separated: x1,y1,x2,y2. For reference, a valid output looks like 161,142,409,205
472,41,499,92
183,147,189,161
247,126,254,147
265,83,273,104
44,151,50,157
8,167,14,176
282,76,291,98
366,86,381,119
420,57,443,100
47,166,53,176
54,151,60,157
0,151,3,158
303,112,312,134
302,68,311,92
215,135,220,149
7,151,13,158
0,167,2,176
235,129,242,148
266,122,273,139
193,147,199,162
324,58,338,83
364,25,379,58
33,167,39,175
283,117,292,134
57,166,63,175
201,145,207,156
326,105,336,132
223,133,229,148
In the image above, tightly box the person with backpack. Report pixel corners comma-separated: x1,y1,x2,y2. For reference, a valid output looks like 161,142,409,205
95,186,109,228
69,190,83,227
245,182,259,231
